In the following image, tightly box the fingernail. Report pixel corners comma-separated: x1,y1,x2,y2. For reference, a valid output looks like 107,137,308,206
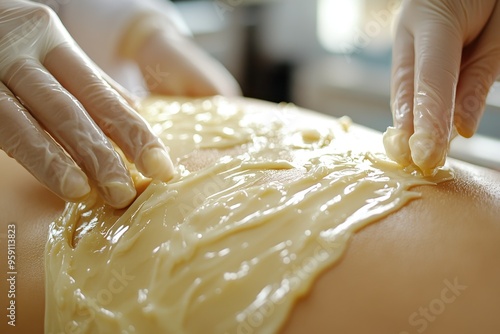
455,113,476,138
382,127,412,166
137,147,175,181
102,181,137,209
409,133,446,175
61,169,91,200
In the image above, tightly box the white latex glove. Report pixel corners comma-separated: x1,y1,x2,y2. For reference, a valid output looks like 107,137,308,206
0,0,174,208
383,0,500,174
119,13,241,97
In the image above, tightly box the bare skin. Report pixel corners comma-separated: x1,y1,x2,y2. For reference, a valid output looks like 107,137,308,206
1,99,499,334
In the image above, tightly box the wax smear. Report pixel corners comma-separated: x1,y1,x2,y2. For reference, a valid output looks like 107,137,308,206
45,97,453,334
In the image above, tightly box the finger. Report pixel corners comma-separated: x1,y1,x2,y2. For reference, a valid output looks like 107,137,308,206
410,21,462,173
98,67,140,108
5,58,136,209
455,3,500,138
383,23,415,167
44,44,175,181
0,82,90,201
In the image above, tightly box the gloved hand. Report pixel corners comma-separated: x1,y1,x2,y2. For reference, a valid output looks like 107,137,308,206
383,0,500,174
0,0,174,208
119,13,241,97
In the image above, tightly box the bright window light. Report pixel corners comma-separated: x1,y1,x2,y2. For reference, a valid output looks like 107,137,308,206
317,0,363,53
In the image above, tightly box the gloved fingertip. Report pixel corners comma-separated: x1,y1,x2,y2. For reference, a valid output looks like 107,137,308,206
102,181,137,209
137,147,175,182
382,126,412,167
455,114,477,138
61,169,91,201
409,133,447,175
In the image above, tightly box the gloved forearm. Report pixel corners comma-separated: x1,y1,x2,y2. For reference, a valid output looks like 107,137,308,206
35,0,190,73
39,0,241,97
119,12,241,96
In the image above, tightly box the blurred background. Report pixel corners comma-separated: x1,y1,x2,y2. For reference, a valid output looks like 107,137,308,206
171,0,500,170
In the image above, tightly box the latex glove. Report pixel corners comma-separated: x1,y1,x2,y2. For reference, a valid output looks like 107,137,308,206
383,0,500,174
119,13,241,97
0,0,174,208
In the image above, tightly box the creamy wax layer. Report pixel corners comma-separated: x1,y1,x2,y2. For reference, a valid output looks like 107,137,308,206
45,97,452,333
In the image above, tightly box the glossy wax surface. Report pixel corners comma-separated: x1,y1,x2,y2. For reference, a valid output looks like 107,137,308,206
45,96,452,333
